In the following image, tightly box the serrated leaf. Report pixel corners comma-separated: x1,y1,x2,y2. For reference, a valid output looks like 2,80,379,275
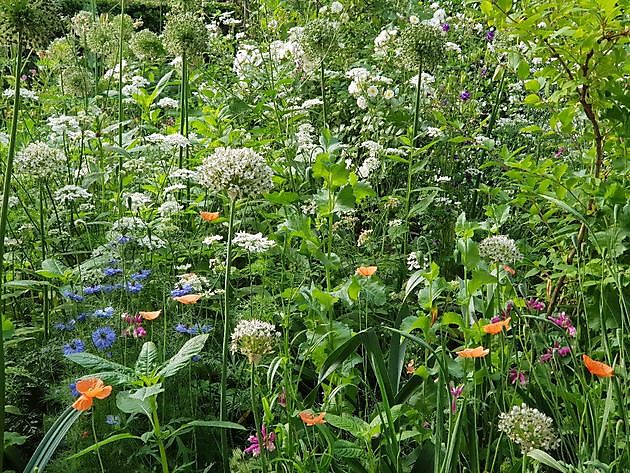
325,414,370,439
66,353,134,383
332,439,365,458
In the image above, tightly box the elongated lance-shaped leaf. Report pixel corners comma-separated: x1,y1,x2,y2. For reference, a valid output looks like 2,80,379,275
156,334,209,378
135,341,158,377
66,433,141,460
23,406,82,473
387,303,410,396
66,352,134,382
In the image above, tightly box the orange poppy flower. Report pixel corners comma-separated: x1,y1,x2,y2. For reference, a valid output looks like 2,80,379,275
173,294,202,304
456,346,489,358
139,310,161,321
503,265,516,276
299,411,326,426
582,354,614,378
483,317,511,335
200,211,220,222
356,266,377,277
72,378,112,412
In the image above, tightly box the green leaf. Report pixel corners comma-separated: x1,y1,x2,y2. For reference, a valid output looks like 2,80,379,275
347,277,361,302
332,439,365,458
116,391,151,416
66,433,141,460
325,414,370,440
312,287,339,310
24,406,82,473
186,420,247,431
467,270,497,294
130,384,164,401
157,334,209,378
135,342,158,378
5,431,27,447
2,317,14,340
264,191,300,205
527,450,570,472
517,60,529,80
66,353,134,384
37,259,69,280
524,94,542,106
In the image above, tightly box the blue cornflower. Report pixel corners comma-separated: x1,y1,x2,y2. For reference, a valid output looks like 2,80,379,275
192,355,202,362
103,267,123,277
117,236,131,244
94,306,115,319
84,285,102,295
62,290,85,302
105,415,121,426
131,269,151,281
54,322,65,330
175,323,189,334
126,281,143,294
200,324,212,334
170,284,193,297
69,382,80,397
54,319,76,331
92,327,117,350
63,339,85,356
77,312,89,322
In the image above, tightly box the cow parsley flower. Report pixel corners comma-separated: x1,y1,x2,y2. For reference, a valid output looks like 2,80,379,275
196,147,273,200
498,404,560,453
232,232,276,253
231,319,280,364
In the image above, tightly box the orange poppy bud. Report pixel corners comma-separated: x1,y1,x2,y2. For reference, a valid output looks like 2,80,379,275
582,354,614,378
139,310,161,321
298,411,326,426
356,266,377,277
503,265,516,276
200,211,220,222
456,346,489,358
482,317,511,335
173,294,203,304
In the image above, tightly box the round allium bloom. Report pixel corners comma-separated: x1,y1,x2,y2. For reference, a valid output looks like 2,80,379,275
15,141,65,179
478,235,522,263
85,14,133,60
498,404,560,453
163,12,208,59
196,147,273,200
398,23,445,70
92,326,116,351
0,0,61,48
60,66,93,98
130,29,165,61
300,18,338,60
230,319,280,364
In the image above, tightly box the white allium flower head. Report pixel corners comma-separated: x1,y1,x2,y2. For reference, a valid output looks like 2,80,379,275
232,232,276,253
230,319,280,364
196,147,273,200
498,404,560,453
478,235,522,263
15,141,65,179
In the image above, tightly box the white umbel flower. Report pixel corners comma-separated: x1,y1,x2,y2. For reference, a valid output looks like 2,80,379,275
54,185,92,205
230,319,280,364
232,232,276,253
196,147,273,200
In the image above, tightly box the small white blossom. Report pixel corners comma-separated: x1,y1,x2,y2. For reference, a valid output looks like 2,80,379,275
232,232,276,253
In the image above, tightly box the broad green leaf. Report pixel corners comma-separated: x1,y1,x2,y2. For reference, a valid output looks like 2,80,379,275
135,342,158,377
527,450,570,472
37,259,69,280
2,317,14,340
116,391,151,415
157,334,209,378
130,384,164,401
66,352,134,383
186,420,247,431
332,439,365,458
325,414,370,439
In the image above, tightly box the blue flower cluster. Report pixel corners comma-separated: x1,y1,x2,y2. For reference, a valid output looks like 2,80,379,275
171,284,193,298
62,290,84,302
175,323,212,335
63,339,85,355
94,306,115,319
54,319,76,331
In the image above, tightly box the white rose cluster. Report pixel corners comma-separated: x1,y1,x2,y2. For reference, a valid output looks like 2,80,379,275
196,147,273,200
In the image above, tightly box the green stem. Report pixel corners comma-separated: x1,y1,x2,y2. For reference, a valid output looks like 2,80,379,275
220,199,236,472
117,0,125,213
151,398,169,473
320,60,327,130
91,412,105,473
250,363,268,473
0,34,23,472
39,181,48,339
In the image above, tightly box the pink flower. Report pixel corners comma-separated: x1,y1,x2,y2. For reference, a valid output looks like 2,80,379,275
133,326,147,338
548,312,576,337
244,425,276,456
278,388,287,408
449,384,464,413
540,341,571,363
508,368,528,386
526,298,545,312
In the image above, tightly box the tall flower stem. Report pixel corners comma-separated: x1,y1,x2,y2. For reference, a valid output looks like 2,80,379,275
250,363,268,473
0,34,23,471
320,61,328,130
39,180,49,339
150,397,170,473
178,51,188,171
116,0,126,213
220,199,236,472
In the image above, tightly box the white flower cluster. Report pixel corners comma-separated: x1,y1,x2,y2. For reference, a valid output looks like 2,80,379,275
156,97,179,109
407,251,423,270
15,142,66,179
294,123,318,162
122,75,149,97
146,132,190,150
122,192,152,212
177,272,210,292
3,88,39,101
158,198,182,218
357,141,383,179
202,234,223,245
346,67,395,109
373,27,398,56
230,319,280,364
196,147,273,200
478,235,522,263
425,4,447,29
232,232,276,253
233,44,264,87
498,404,560,453
48,115,80,139
408,72,436,98
54,185,92,205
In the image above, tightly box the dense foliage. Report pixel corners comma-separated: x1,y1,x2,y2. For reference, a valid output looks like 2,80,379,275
1,0,628,472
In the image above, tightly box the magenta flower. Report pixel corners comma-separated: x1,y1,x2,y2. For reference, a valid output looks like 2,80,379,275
244,425,276,456
449,384,464,413
540,341,571,363
441,23,450,32
526,298,545,312
548,312,576,337
508,368,528,386
459,91,471,101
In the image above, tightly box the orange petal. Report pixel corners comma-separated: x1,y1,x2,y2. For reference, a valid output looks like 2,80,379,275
482,317,511,335
356,266,377,277
456,346,489,358
503,265,516,276
583,354,614,378
93,385,113,400
298,411,326,426
76,378,102,395
139,310,161,321
72,395,93,411
173,294,202,304
200,211,220,222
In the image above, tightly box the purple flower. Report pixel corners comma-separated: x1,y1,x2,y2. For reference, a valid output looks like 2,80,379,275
77,313,89,322
449,384,464,413
171,285,193,297
441,23,449,32
131,269,151,281
508,368,528,386
244,425,276,456
63,339,85,356
69,382,80,397
62,290,84,302
480,66,488,77
191,355,202,362
133,326,147,338
557,345,571,357
103,267,123,277
486,30,495,41
540,341,571,363
459,90,471,101
92,327,117,350
526,298,545,312
175,323,189,334
548,312,576,337
126,281,143,294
